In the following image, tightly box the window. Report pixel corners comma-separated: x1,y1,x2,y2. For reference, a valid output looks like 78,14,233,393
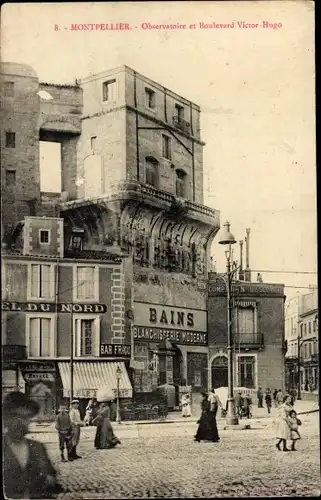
74,266,98,301
5,131,15,148
300,324,303,337
6,169,16,186
91,136,97,154
74,317,100,357
175,103,185,122
237,307,256,333
71,235,83,250
29,264,53,299
162,135,171,160
145,88,155,109
39,229,50,244
313,321,316,332
237,356,256,388
145,156,159,187
27,316,54,357
4,82,14,97
308,322,312,334
308,343,312,357
304,324,307,336
102,79,117,102
175,169,186,197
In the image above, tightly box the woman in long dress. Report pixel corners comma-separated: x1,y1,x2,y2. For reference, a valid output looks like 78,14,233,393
194,392,220,443
275,395,292,451
92,402,121,449
181,393,192,417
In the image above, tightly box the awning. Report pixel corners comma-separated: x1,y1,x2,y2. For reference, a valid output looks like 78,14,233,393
58,362,133,399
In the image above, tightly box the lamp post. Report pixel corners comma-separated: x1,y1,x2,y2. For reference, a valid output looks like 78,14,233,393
116,365,122,423
219,221,238,426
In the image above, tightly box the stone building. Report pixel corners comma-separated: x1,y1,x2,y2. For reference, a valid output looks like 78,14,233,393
208,240,286,397
1,63,220,408
2,215,133,419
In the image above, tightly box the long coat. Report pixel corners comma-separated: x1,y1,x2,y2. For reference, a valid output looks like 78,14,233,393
92,405,119,449
3,436,60,499
275,403,292,440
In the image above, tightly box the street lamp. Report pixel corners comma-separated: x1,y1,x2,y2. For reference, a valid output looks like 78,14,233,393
219,221,239,426
116,365,122,423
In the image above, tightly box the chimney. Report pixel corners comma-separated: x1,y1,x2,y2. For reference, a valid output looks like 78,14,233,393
239,240,245,281
244,228,251,281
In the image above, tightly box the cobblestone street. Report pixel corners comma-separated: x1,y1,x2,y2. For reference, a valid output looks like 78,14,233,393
39,413,321,498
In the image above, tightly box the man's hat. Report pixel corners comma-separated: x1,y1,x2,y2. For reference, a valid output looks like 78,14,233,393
3,391,39,418
71,399,79,404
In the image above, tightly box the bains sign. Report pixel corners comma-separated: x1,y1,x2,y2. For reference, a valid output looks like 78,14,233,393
1,302,107,313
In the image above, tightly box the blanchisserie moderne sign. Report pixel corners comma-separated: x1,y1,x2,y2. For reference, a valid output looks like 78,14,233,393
2,302,107,313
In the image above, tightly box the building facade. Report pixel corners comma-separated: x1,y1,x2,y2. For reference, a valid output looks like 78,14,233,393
2,216,133,420
208,271,286,397
1,62,220,410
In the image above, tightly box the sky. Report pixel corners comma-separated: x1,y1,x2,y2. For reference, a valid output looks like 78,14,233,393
1,1,316,299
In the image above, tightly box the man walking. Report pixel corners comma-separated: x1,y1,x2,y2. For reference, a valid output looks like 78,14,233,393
257,387,264,408
265,388,272,414
69,399,85,459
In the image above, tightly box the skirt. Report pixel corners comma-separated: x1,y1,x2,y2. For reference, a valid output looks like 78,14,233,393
275,418,291,440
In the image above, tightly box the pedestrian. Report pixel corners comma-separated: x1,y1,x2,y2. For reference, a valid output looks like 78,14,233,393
273,389,278,407
243,394,252,419
92,401,121,449
69,399,85,459
265,388,272,414
234,391,243,418
288,409,302,451
3,391,62,499
181,392,192,417
275,394,293,452
55,405,73,462
257,387,264,408
84,398,96,426
276,389,284,407
208,389,222,417
194,392,220,443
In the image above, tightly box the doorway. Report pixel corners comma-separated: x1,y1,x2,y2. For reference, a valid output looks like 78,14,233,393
211,356,228,389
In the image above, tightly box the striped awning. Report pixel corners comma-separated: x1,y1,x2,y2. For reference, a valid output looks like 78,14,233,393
58,362,133,399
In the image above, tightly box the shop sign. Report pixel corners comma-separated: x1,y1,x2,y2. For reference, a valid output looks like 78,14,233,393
134,302,207,332
65,388,132,399
134,327,208,346
1,302,107,313
100,344,131,357
208,282,284,296
24,373,55,381
22,362,56,372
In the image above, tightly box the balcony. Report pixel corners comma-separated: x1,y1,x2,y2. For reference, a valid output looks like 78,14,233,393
234,332,264,348
172,116,190,134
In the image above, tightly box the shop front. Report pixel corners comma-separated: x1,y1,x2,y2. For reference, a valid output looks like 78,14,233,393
20,361,57,421
133,302,209,402
2,345,27,399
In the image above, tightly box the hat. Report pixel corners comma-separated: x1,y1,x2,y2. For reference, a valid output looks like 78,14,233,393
71,399,79,404
3,391,39,418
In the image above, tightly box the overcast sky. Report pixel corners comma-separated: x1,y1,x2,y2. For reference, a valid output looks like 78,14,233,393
2,1,316,298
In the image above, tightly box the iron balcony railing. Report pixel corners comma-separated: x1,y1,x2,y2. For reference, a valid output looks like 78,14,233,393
234,332,264,347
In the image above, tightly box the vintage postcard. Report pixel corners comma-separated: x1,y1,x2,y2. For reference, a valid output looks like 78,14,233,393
1,1,318,498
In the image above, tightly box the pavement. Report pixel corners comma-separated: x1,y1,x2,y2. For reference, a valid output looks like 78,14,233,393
33,411,320,498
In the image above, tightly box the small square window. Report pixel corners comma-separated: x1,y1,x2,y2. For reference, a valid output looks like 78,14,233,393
145,88,155,109
102,79,117,102
4,82,14,98
5,132,15,148
6,170,16,186
39,229,50,244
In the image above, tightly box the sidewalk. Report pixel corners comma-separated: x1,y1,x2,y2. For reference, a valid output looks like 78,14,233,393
28,399,318,433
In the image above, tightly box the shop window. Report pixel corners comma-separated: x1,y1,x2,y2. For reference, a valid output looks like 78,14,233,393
5,131,16,148
102,79,117,102
6,169,16,186
175,169,186,197
39,229,50,244
237,356,256,388
145,156,159,187
29,264,54,299
28,316,54,357
74,318,100,357
162,135,171,160
145,87,155,109
4,81,14,97
74,265,98,301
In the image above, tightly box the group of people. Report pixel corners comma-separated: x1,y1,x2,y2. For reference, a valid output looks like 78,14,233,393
55,397,121,461
256,388,296,414
194,390,222,443
275,394,302,451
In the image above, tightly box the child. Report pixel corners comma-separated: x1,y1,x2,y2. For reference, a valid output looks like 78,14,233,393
55,405,73,462
288,409,301,451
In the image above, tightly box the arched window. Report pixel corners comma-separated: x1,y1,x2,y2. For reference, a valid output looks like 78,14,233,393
175,169,186,197
145,156,159,187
